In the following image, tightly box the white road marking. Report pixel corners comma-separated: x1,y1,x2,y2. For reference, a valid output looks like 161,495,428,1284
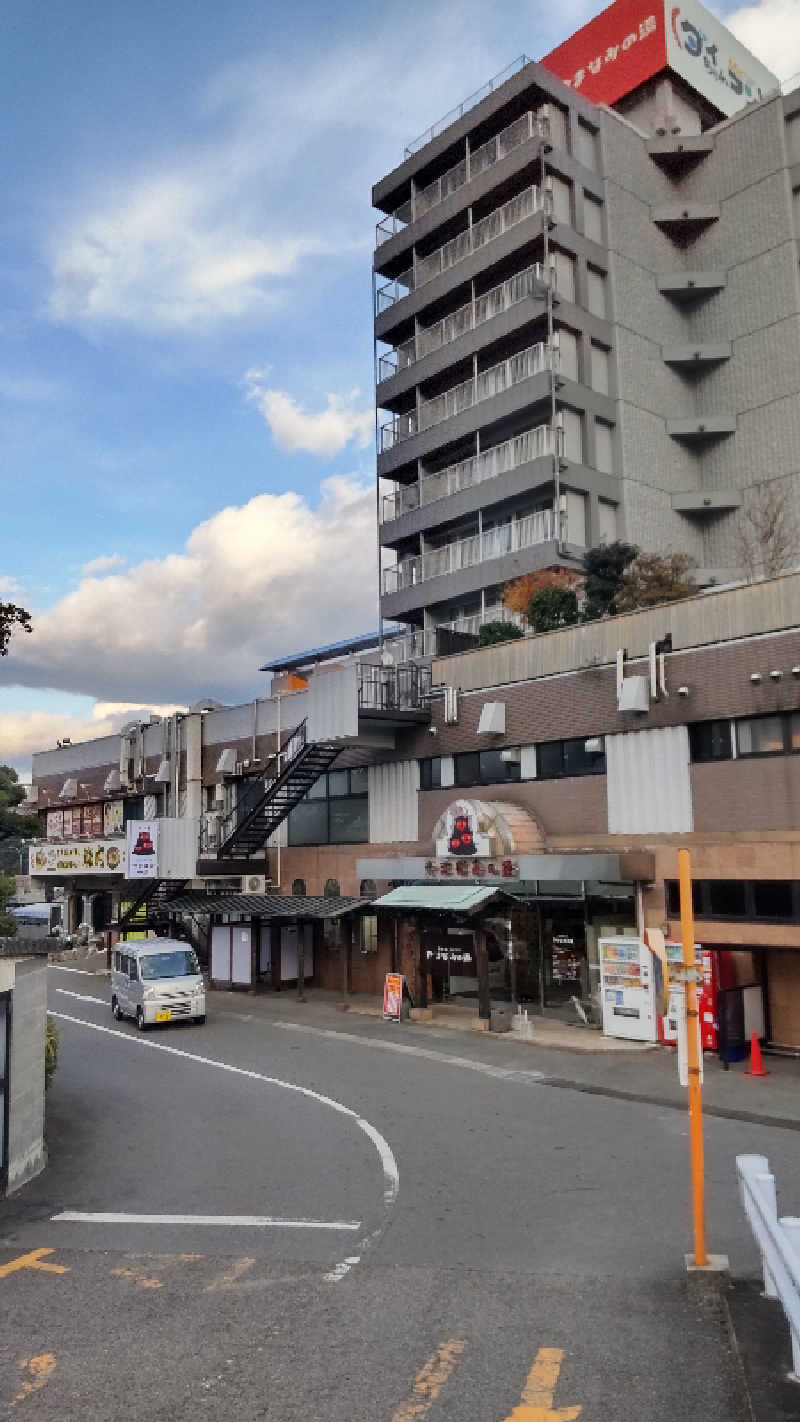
274,1021,546,1084
49,1011,400,1282
323,1255,361,1283
52,1211,361,1230
51,966,107,976
56,989,106,1005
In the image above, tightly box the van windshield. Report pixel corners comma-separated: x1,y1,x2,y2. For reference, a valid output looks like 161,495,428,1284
139,950,200,980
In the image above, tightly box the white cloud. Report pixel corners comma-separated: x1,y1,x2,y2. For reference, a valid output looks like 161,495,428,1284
723,0,800,81
0,475,377,707
0,702,185,776
81,553,126,577
243,372,373,455
44,0,554,336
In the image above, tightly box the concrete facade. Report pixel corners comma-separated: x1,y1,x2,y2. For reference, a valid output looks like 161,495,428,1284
373,56,800,649
1,945,49,1194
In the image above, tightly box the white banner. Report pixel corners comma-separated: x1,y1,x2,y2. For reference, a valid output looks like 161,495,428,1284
664,0,777,116
126,820,159,878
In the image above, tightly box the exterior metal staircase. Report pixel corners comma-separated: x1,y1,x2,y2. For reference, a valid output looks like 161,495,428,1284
114,878,189,932
209,719,340,860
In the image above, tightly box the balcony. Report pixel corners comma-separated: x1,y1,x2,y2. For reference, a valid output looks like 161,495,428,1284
381,422,556,522
375,182,546,312
382,508,555,593
376,260,554,382
379,340,556,452
383,608,524,662
376,109,546,248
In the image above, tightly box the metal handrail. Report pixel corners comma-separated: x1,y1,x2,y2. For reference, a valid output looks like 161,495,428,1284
404,56,531,156
200,719,308,852
383,507,555,593
737,1153,800,1379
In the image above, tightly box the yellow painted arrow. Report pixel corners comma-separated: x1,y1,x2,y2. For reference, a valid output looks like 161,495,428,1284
505,1347,581,1422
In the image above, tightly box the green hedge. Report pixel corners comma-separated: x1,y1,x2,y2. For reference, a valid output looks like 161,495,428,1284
45,1017,59,1090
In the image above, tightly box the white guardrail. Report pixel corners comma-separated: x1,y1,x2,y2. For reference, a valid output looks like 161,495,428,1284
737,1154,800,1380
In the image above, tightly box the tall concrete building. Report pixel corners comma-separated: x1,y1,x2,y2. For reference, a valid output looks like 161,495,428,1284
373,0,799,655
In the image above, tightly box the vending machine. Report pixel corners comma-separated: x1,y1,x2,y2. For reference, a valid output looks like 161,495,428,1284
659,943,718,1050
598,937,657,1042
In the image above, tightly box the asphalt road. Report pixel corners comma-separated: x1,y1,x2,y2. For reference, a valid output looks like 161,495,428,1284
2,965,799,1421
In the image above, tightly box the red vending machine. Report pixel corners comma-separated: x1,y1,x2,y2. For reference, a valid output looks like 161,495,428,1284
659,943,718,1050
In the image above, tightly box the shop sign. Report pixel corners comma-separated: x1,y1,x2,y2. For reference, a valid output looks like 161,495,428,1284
46,810,64,841
383,972,404,1020
424,857,520,880
30,840,125,875
428,798,520,879
127,820,159,878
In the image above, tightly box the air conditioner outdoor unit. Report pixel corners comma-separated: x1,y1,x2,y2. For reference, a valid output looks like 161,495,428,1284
501,747,521,763
245,875,269,895
584,737,603,754
215,747,236,776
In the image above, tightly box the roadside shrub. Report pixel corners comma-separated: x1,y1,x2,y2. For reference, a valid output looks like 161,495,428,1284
45,1017,59,1090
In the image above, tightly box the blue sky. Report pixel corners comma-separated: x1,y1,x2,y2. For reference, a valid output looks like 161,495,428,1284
0,0,795,771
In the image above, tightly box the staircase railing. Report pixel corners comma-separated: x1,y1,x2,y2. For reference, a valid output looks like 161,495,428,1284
202,719,309,854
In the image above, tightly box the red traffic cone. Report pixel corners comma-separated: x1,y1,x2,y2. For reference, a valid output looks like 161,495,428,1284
745,1031,769,1077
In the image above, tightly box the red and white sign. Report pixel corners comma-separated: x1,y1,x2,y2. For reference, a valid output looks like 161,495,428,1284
541,0,666,108
424,858,520,880
383,972,404,1020
540,0,776,116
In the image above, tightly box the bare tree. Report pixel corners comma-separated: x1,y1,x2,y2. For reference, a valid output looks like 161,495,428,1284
736,483,800,582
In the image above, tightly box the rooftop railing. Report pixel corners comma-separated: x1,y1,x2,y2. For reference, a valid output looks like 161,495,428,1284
403,56,531,156
380,422,556,522
382,608,524,662
375,181,546,313
379,338,555,453
382,507,555,594
377,259,554,383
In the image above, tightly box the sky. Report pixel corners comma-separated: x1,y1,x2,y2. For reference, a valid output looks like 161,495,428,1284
0,0,798,773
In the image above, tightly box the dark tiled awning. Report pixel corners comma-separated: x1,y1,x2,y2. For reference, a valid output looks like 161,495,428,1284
164,893,374,920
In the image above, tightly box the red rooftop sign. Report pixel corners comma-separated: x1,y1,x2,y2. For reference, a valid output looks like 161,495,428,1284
540,0,777,116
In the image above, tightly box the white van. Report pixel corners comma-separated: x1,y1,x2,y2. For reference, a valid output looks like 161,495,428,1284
111,939,206,1031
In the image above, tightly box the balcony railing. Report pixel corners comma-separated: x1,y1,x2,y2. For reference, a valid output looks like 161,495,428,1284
382,507,555,594
383,609,524,663
380,421,556,522
379,338,555,452
357,661,431,710
376,109,547,250
375,181,546,312
377,259,555,382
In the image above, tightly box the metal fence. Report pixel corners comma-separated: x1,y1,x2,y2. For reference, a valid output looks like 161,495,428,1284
737,1153,800,1380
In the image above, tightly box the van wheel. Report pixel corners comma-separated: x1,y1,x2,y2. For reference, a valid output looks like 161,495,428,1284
194,1015,206,1026
136,1007,148,1032
112,996,122,1020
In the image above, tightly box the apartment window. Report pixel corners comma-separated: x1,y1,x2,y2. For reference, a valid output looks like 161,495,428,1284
553,249,576,302
288,769,368,846
665,879,799,923
736,713,795,757
419,757,442,790
576,121,598,170
594,419,614,475
583,193,603,241
586,266,606,318
453,750,521,787
591,344,610,395
536,737,606,779
689,721,733,763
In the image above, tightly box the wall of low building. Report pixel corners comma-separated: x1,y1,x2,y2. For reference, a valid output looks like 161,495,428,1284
6,956,48,1193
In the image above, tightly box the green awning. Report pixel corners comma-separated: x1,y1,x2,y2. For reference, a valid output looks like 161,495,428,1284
373,885,508,914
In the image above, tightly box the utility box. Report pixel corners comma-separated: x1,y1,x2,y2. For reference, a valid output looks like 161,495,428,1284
490,1004,513,1033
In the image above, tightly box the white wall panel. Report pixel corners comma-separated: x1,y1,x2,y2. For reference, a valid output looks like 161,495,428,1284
369,760,419,843
307,664,359,742
520,745,537,779
606,726,693,834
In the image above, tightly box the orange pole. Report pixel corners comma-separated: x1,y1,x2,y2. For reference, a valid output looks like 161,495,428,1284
679,848,707,1266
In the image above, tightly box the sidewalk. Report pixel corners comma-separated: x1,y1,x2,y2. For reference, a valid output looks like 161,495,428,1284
51,954,800,1130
